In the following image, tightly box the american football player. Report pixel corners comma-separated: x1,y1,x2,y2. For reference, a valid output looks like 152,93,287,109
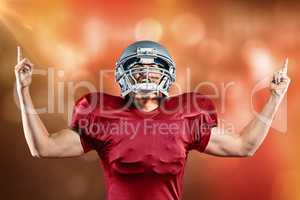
15,41,290,200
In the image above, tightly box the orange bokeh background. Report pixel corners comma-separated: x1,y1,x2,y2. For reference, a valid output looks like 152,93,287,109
1,0,300,199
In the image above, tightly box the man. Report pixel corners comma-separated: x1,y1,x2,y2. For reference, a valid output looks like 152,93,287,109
15,41,290,200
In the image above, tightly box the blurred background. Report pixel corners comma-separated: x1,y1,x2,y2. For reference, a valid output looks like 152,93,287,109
1,0,300,199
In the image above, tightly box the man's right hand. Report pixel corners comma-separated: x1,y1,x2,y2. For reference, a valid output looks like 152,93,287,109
14,47,33,90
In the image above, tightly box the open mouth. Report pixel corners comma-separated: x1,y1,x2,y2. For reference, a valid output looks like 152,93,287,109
137,75,161,84
134,90,159,99
138,78,152,83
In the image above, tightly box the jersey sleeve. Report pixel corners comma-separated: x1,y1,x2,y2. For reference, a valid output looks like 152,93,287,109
69,93,99,153
185,93,218,152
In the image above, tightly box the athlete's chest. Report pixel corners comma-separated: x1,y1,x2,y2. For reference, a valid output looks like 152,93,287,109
95,117,190,175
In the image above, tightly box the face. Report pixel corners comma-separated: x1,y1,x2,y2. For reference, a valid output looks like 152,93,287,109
129,64,163,98
132,64,162,84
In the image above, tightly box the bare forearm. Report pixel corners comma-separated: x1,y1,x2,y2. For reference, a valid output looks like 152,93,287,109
15,56,84,158
240,93,282,154
18,87,50,156
200,60,290,157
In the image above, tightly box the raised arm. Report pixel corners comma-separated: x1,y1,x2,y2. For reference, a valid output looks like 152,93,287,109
204,59,291,157
15,47,84,158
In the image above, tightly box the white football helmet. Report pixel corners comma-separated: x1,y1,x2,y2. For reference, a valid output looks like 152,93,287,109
115,40,176,97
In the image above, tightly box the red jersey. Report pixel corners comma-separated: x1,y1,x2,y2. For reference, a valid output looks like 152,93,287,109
70,92,218,200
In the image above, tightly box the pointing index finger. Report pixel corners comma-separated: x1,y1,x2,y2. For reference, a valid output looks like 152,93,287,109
17,46,22,64
282,57,288,74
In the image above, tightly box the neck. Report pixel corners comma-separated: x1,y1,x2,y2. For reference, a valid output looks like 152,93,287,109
127,92,162,112
133,97,160,112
